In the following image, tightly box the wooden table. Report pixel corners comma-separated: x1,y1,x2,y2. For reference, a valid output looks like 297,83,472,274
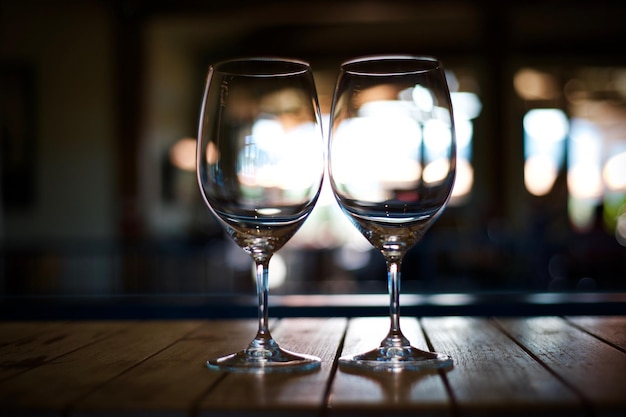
1,316,625,416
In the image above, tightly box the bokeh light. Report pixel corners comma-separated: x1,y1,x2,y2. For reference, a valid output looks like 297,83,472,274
523,109,568,196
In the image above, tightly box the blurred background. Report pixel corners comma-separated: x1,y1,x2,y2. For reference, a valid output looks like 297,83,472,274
1,0,625,314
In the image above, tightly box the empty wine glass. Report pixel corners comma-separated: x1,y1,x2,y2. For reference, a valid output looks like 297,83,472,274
197,57,325,372
328,55,456,371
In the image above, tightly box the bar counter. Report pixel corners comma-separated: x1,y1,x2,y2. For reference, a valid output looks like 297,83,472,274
1,315,625,416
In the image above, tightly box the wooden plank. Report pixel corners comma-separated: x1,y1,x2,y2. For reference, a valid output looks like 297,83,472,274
0,320,203,415
566,316,626,350
0,321,128,382
0,317,622,416
495,316,626,417
183,317,275,341
71,319,261,417
196,317,347,417
0,321,64,345
423,317,584,417
328,316,451,417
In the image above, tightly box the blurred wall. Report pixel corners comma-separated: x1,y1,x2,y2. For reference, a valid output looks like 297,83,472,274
1,0,625,297
1,0,117,242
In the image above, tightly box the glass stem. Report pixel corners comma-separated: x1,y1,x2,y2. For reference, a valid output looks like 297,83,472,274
250,257,276,351
383,259,410,348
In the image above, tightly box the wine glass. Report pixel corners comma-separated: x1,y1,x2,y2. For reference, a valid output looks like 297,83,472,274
328,55,456,371
196,57,325,372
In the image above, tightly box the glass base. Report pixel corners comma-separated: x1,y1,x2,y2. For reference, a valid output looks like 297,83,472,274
207,345,321,373
339,345,453,372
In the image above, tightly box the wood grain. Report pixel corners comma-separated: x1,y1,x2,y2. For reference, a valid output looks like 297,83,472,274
196,318,347,417
0,321,64,345
495,316,626,416
0,317,624,417
423,317,584,417
328,316,451,417
566,316,626,350
72,320,259,416
0,321,127,382
0,320,203,414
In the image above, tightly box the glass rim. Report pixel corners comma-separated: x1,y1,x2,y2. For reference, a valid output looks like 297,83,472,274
211,57,312,77
341,54,441,76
